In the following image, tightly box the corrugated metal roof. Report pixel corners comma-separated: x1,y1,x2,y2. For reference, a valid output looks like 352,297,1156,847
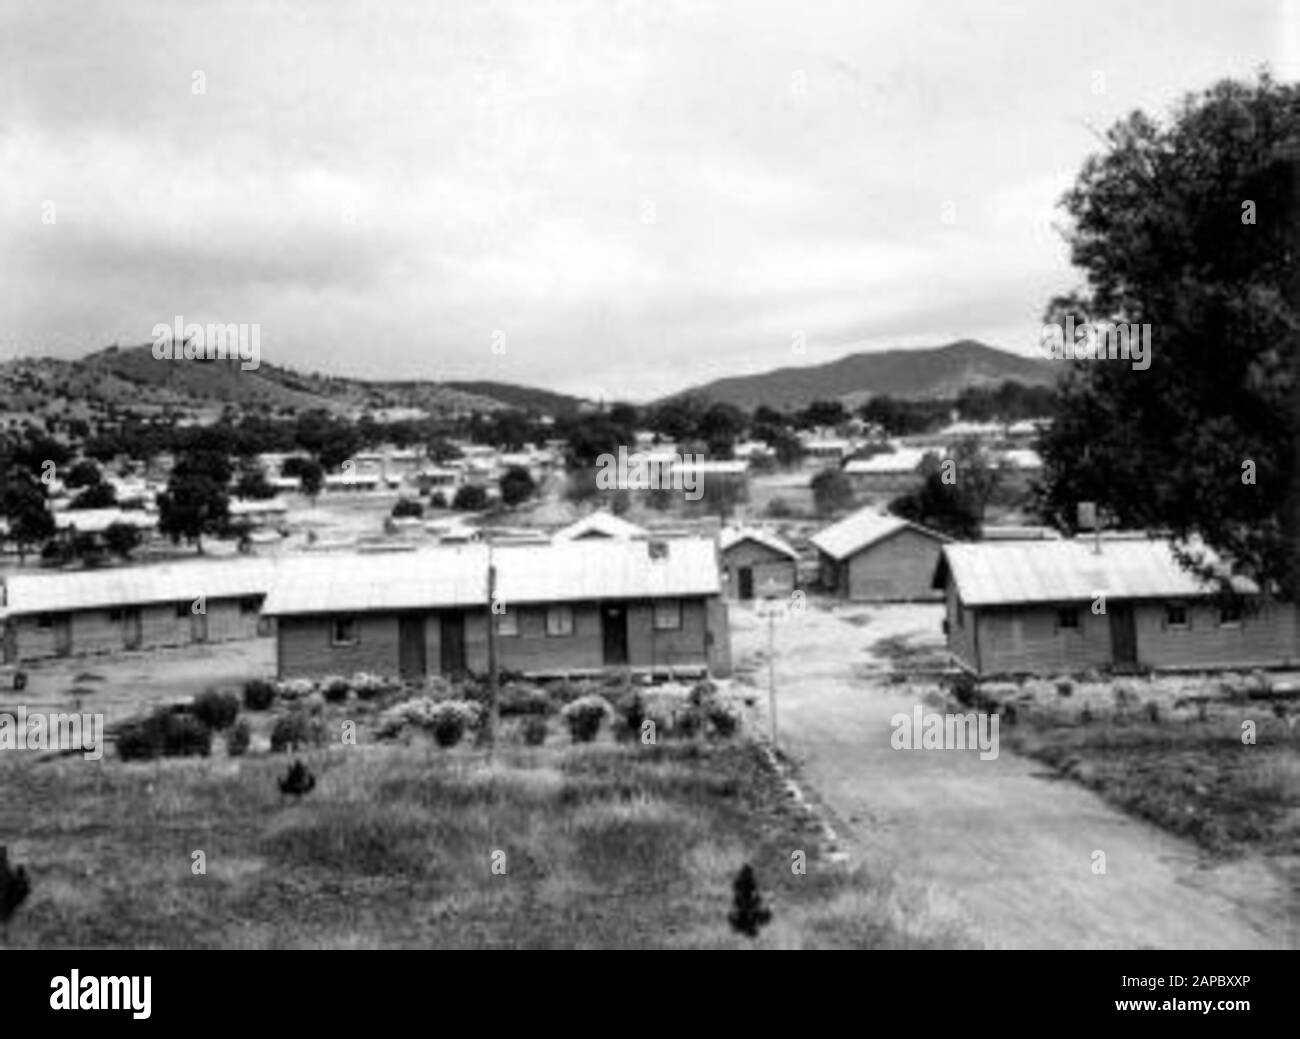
718,526,798,560
810,507,947,560
1,557,277,616
842,448,930,475
553,511,647,541
939,538,1258,607
262,538,720,616
53,508,156,534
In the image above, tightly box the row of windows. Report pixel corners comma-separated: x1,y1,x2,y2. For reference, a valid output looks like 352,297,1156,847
35,598,262,627
1054,603,1243,630
330,602,685,646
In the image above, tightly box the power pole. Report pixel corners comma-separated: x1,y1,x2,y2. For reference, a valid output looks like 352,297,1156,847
767,603,777,747
486,545,499,763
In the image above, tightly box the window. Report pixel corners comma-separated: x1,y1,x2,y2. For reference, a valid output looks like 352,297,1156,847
109,609,124,623
1165,603,1188,628
653,599,682,631
176,602,191,618
37,613,55,629
1219,603,1243,628
1057,608,1080,631
545,605,574,637
239,596,261,614
332,616,359,645
497,608,519,637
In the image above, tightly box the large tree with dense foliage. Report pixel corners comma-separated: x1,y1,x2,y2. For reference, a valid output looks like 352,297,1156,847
1037,74,1300,594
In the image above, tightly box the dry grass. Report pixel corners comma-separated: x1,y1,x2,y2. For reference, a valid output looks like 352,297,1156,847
0,739,970,949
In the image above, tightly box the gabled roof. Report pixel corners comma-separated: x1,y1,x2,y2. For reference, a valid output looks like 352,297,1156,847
1,558,277,616
718,527,798,561
842,448,931,475
262,538,720,616
935,537,1258,608
810,507,949,561
553,510,647,541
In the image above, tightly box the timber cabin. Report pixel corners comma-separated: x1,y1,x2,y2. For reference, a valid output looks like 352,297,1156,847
933,536,1300,676
717,527,799,600
811,507,949,601
1,558,276,662
262,537,731,680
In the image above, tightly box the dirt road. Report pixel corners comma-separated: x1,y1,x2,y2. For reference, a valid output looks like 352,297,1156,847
729,601,1296,949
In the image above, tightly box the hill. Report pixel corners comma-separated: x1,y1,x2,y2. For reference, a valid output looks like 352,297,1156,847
663,340,1058,411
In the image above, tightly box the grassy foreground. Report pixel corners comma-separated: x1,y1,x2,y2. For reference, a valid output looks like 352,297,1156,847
0,739,969,949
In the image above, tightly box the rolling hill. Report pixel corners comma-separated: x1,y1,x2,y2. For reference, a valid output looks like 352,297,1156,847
661,340,1059,411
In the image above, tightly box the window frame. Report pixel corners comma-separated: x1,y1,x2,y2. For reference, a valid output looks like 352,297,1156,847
545,605,574,638
1165,602,1189,629
1056,607,1080,632
497,608,519,637
652,599,682,631
331,615,360,646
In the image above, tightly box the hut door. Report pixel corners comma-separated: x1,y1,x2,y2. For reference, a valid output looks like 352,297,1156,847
191,609,208,643
1109,605,1137,669
399,613,427,680
53,615,72,656
440,612,466,676
602,604,628,666
738,567,754,600
123,608,143,651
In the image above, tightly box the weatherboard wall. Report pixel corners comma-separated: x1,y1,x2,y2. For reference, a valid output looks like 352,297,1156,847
840,527,946,602
719,539,797,600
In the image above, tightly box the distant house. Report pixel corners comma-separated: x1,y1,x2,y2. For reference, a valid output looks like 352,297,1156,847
1,558,276,662
53,508,156,537
933,537,1300,676
842,447,930,495
262,538,730,681
810,508,949,601
718,527,798,600
553,510,647,542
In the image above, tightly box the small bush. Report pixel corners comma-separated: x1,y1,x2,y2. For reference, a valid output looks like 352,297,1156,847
243,679,276,711
521,715,548,746
270,711,324,754
275,678,317,702
1055,679,1075,698
322,676,351,703
391,497,424,519
117,709,213,761
351,672,392,701
498,681,553,717
192,689,240,731
561,695,613,743
227,719,252,757
707,702,740,739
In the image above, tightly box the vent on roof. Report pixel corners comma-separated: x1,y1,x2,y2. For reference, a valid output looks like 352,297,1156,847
648,539,669,560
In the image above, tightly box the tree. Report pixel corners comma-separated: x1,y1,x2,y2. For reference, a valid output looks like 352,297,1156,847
811,468,853,516
1039,74,1300,594
157,452,231,553
946,437,1003,524
889,469,981,541
727,863,771,938
281,456,324,500
800,399,847,430
452,484,489,511
103,521,142,560
63,460,104,490
391,497,424,519
1,473,53,563
699,402,746,458
70,482,116,510
234,466,277,501
498,465,536,507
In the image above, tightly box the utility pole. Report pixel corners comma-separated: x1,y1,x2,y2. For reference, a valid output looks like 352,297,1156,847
486,544,499,763
767,602,777,747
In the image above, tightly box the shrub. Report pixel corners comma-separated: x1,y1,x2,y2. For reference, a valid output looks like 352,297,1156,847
322,676,351,703
227,719,252,757
351,672,392,701
521,715,548,746
1055,679,1074,698
707,702,740,739
376,697,481,742
243,679,276,711
498,681,553,717
270,711,324,753
561,694,613,743
620,692,646,740
391,497,424,519
275,677,317,702
192,689,240,731
117,708,213,761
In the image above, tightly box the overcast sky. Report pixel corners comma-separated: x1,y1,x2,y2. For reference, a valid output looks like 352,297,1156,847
1,0,1293,401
